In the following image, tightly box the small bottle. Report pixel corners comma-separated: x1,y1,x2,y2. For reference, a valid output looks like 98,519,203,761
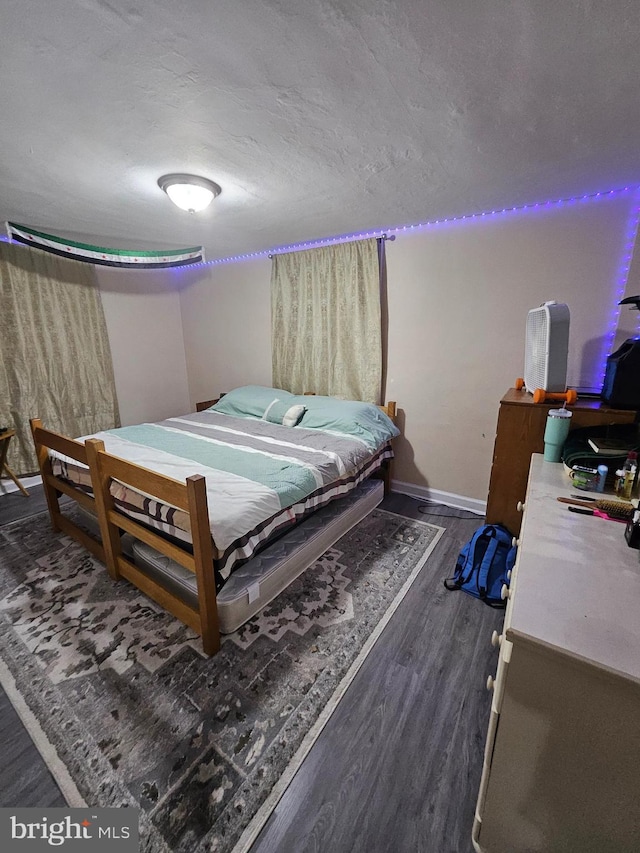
620,451,638,501
597,464,608,493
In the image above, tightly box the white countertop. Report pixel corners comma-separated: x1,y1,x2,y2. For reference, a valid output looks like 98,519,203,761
506,454,640,683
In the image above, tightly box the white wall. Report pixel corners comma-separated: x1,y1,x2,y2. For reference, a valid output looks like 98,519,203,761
174,191,640,505
96,266,190,425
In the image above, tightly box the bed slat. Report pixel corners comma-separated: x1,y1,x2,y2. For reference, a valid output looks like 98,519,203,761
98,454,190,512
32,425,89,464
42,472,95,512
115,555,202,634
108,509,197,572
55,514,104,561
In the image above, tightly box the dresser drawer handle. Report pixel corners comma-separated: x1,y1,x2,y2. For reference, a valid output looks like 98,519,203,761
491,630,503,648
517,501,525,512
500,583,510,601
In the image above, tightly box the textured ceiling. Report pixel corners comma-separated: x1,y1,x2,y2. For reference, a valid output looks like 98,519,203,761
1,0,639,261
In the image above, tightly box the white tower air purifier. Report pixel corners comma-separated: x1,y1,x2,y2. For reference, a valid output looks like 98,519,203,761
524,301,570,393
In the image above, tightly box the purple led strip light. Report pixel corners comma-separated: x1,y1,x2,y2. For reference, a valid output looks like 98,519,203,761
4,185,638,263
176,184,640,269
4,185,639,382
596,192,640,384
174,183,640,386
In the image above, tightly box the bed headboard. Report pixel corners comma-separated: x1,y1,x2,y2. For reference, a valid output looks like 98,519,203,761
197,393,397,424
380,401,396,421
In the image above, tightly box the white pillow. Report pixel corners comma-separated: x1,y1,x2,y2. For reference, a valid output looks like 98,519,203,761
282,404,306,427
263,399,306,427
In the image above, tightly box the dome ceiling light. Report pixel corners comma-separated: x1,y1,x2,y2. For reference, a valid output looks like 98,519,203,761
158,173,222,213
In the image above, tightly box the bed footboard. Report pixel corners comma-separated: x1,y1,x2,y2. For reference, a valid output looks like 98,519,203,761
30,419,221,656
30,418,107,566
84,440,220,656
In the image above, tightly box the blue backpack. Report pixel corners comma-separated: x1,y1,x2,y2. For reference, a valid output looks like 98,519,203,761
444,524,516,608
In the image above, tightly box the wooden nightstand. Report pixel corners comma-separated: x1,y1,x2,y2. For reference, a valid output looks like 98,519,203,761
485,389,636,535
0,429,29,496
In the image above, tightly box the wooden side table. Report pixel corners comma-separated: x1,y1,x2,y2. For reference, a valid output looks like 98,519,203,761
485,389,636,535
0,429,29,496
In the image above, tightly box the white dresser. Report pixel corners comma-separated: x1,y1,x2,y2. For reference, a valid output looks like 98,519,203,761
473,453,640,853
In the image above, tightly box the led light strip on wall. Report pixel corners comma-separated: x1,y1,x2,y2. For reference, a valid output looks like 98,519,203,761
176,184,640,269
599,195,640,382
179,184,640,385
2,185,638,383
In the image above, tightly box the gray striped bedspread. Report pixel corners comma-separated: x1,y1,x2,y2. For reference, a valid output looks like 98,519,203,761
50,411,393,587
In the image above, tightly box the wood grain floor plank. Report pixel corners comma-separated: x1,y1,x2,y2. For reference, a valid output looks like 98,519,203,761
249,497,502,853
0,687,66,807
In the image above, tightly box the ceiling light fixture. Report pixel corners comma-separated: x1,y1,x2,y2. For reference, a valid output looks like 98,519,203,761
158,173,221,213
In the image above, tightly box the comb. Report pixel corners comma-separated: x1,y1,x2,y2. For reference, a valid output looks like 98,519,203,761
567,506,626,523
557,496,634,520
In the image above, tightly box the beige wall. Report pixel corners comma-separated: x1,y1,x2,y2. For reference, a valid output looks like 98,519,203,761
174,191,640,505
178,259,272,406
96,266,190,425
613,221,640,346
385,192,639,500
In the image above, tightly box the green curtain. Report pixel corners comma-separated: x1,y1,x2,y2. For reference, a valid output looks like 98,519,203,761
271,238,382,403
0,242,120,476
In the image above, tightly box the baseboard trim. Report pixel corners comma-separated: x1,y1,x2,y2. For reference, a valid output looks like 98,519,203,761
391,479,486,516
0,473,42,496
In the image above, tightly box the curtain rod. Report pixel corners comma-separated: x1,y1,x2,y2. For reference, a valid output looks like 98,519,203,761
268,233,393,259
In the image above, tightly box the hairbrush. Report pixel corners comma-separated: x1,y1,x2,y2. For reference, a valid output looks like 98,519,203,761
567,506,626,523
557,496,634,520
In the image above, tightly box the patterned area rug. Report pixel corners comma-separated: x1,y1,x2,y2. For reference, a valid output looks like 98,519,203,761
0,507,443,853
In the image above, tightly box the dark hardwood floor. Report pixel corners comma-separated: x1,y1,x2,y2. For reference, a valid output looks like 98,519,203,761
0,485,69,808
0,686,66,807
0,486,502,852
251,494,501,853
0,482,58,525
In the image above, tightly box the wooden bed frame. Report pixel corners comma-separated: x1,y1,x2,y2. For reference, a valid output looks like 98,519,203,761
30,399,397,657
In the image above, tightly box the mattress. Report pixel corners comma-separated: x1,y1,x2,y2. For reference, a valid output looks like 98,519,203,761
131,477,384,633
50,409,393,587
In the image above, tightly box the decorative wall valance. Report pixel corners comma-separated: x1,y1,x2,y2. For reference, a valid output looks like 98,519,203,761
6,222,204,268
